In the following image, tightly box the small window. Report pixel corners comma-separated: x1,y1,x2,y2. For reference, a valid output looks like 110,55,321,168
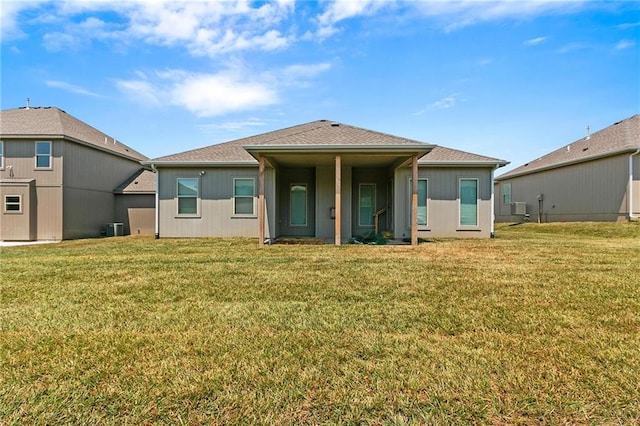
5,195,21,213
35,141,52,169
177,178,199,215
460,178,479,226
0,141,4,169
359,183,376,227
234,178,255,215
502,183,511,204
409,178,428,227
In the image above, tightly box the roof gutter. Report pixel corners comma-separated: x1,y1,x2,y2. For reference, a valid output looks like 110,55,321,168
149,163,160,239
243,144,434,160
630,149,640,220
496,147,639,181
141,160,258,167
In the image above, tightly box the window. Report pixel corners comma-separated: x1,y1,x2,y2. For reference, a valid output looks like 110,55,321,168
459,178,478,226
5,195,21,213
177,178,199,215
409,179,428,226
0,141,4,169
234,178,255,215
290,184,307,226
359,183,376,227
502,183,511,204
35,141,52,169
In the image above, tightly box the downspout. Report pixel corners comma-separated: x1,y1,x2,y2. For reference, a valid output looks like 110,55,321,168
151,163,160,239
630,149,640,220
490,165,497,238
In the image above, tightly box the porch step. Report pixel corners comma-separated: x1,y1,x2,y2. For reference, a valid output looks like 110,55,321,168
274,237,326,245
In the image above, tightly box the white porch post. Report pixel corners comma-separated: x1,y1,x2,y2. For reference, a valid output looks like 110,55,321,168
411,154,418,246
335,154,342,245
258,155,265,247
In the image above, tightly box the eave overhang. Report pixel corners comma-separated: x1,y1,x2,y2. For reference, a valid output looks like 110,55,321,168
496,147,639,181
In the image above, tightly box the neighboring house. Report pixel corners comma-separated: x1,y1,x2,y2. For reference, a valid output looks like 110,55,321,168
144,120,508,245
495,115,640,223
0,106,154,241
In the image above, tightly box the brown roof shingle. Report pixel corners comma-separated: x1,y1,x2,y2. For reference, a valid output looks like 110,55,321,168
114,169,156,193
0,106,148,161
149,120,506,166
497,114,640,180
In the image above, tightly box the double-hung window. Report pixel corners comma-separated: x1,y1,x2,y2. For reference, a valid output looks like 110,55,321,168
409,178,428,227
0,141,4,169
177,178,199,215
234,178,255,215
459,178,479,227
5,195,21,213
502,183,511,204
35,141,52,169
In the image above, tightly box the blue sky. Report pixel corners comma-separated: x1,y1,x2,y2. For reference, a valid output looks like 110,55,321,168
1,0,638,173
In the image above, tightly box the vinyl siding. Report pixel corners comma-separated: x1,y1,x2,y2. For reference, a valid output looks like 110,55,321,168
158,167,275,238
315,166,352,240
395,167,494,238
495,154,632,222
62,141,147,238
115,194,155,236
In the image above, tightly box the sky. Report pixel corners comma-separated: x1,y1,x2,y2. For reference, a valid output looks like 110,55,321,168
1,0,638,173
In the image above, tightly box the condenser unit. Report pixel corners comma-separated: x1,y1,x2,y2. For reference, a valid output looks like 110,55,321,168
510,202,527,216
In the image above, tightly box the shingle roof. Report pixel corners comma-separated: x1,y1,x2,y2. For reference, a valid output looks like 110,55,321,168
0,107,148,161
149,120,505,166
419,145,507,165
114,169,156,194
497,114,640,180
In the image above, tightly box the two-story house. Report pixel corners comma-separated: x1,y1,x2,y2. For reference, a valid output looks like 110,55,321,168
0,106,154,241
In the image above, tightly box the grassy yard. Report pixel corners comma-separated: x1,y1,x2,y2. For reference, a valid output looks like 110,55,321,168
1,222,639,424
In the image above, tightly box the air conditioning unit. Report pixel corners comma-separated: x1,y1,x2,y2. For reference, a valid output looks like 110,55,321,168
511,202,527,216
106,222,124,237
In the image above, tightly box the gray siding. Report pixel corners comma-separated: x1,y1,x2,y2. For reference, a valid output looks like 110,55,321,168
495,154,633,222
315,166,352,241
0,180,36,240
115,194,155,236
395,167,494,238
62,141,144,238
158,167,275,238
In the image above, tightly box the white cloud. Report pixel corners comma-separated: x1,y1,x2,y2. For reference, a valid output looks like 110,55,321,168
413,94,461,115
315,0,394,39
115,69,277,117
615,39,636,50
45,80,103,97
412,1,587,32
171,73,277,117
524,36,548,46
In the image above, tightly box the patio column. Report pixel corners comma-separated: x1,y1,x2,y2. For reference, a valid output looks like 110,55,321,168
335,154,341,246
411,154,418,246
258,154,265,247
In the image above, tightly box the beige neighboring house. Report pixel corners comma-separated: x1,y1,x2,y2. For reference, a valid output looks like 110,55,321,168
495,115,640,223
0,106,154,241
144,120,508,245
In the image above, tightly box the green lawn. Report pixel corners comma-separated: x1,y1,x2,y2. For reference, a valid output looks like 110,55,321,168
1,223,639,424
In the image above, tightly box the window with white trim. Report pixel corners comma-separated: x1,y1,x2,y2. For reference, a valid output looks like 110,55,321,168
234,178,255,215
0,141,4,169
35,141,52,169
409,178,428,227
459,178,479,226
177,178,199,215
359,183,376,227
502,183,511,204
4,195,21,213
